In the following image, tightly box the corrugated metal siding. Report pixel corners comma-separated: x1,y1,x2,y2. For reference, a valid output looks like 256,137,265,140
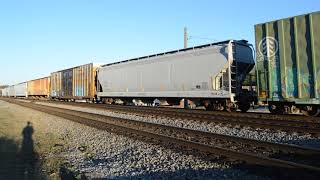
50,63,97,99
62,69,73,97
27,77,50,96
255,11,320,104
72,63,97,98
50,71,62,97
311,13,320,99
73,64,93,97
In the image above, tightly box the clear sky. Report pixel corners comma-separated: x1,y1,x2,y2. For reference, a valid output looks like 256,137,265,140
0,0,319,85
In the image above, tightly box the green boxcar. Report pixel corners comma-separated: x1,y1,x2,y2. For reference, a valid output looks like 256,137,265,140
255,11,320,116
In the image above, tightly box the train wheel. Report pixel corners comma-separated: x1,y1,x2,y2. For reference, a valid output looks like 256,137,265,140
203,101,211,111
239,103,250,113
301,106,320,117
268,104,284,114
268,104,277,114
226,101,236,112
216,103,224,111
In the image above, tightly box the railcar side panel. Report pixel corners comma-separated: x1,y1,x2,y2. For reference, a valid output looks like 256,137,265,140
98,44,231,98
50,71,62,97
73,63,96,98
14,82,27,97
27,77,50,97
8,86,15,97
256,11,320,105
62,69,73,97
50,63,98,100
1,88,9,96
311,12,320,99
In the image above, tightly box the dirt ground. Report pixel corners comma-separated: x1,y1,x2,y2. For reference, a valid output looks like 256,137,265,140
0,100,73,180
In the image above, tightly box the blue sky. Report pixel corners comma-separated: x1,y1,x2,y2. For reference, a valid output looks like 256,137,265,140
0,0,319,85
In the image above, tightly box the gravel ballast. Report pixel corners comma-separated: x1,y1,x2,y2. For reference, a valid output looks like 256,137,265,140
35,102,320,149
0,100,269,179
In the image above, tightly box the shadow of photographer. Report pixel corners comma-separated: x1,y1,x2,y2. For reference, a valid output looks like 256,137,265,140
19,121,37,179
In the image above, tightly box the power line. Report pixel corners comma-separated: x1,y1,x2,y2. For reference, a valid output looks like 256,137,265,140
189,35,218,42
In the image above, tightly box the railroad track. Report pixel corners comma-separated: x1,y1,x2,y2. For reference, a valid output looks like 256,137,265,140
31,100,320,135
30,99,320,121
3,99,320,177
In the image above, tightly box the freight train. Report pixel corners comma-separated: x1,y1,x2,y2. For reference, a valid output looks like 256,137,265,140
1,40,256,112
1,11,319,116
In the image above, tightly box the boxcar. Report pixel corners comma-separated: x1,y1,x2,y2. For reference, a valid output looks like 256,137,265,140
50,63,99,101
13,82,28,97
97,40,255,111
27,77,50,98
255,11,320,116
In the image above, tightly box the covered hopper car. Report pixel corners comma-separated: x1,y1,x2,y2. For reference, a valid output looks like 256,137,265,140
8,86,15,97
255,11,320,116
13,82,28,97
1,87,9,97
1,83,28,97
0,86,8,97
97,40,255,112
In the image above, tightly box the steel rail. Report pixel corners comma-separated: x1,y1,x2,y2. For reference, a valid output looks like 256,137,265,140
32,100,320,135
4,99,320,173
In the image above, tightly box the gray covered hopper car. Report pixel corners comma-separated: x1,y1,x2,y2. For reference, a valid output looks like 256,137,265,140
8,86,15,97
13,82,28,97
0,86,8,96
2,83,27,97
2,88,9,97
97,40,255,111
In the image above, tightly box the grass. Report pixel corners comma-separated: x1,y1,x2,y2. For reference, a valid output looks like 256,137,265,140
0,101,76,179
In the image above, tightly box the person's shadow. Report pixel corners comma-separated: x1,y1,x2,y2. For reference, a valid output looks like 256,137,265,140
19,121,37,179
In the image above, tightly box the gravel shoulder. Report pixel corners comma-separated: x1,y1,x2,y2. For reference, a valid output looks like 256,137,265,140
0,100,272,179
35,102,320,149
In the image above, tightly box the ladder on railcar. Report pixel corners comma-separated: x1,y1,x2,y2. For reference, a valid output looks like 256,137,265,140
230,46,238,94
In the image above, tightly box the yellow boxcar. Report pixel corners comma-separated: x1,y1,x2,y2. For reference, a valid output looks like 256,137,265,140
27,77,50,97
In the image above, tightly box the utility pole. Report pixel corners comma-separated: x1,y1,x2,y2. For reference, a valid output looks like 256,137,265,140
184,27,188,48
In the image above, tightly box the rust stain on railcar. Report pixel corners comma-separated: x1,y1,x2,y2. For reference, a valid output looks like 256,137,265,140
27,77,50,97
50,63,99,100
